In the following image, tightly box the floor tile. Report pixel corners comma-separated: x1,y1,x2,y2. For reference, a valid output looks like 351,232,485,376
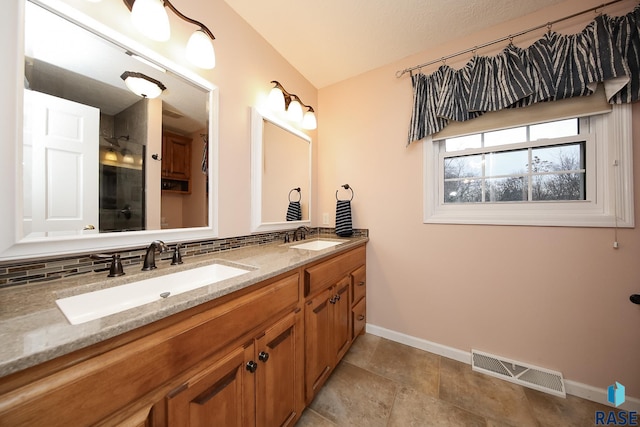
524,387,619,427
296,408,337,426
388,385,487,427
367,337,440,397
439,357,538,427
341,332,380,367
308,361,398,427
296,334,616,427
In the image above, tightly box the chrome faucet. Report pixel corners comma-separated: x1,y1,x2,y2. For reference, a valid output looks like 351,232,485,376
142,240,169,271
293,226,311,241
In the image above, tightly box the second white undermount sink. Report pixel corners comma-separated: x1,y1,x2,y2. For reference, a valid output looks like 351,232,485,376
289,239,344,251
56,262,253,325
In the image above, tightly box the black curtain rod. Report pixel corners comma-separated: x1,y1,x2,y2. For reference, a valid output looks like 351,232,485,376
395,0,629,78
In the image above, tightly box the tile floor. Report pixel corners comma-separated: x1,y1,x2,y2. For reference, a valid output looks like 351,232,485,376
296,333,615,426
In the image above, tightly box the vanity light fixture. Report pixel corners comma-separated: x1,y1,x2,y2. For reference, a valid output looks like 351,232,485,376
104,148,118,162
120,71,166,98
268,81,317,130
121,149,135,164
123,0,216,69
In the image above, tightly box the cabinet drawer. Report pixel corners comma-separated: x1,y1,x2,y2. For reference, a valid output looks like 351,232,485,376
351,265,366,304
352,298,366,338
305,245,365,297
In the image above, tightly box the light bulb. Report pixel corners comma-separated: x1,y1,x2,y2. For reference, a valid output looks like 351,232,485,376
302,110,317,130
287,98,303,122
186,30,216,69
268,87,285,112
131,0,170,41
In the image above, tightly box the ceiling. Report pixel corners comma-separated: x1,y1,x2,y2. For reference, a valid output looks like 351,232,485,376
223,0,566,88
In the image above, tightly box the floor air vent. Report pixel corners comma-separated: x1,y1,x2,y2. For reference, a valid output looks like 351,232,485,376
471,349,566,398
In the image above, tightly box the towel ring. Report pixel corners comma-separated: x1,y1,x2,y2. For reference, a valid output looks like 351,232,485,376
288,187,301,202
335,184,354,201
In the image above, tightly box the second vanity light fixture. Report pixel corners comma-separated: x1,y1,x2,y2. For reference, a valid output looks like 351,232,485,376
123,0,216,69
268,81,317,130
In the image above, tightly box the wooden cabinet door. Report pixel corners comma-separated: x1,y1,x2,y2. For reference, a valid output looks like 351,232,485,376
255,310,303,427
304,286,333,402
162,132,191,180
331,276,352,363
166,344,255,427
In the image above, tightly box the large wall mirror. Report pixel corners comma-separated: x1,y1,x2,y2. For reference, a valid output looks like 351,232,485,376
251,108,311,232
0,0,219,260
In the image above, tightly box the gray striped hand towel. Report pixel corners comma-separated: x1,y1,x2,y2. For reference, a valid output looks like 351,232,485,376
286,201,302,221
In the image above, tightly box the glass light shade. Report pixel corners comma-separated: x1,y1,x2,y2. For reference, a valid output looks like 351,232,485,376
267,87,285,112
122,151,135,164
131,0,170,41
186,30,216,69
302,110,317,130
104,149,118,162
287,99,303,122
123,75,164,98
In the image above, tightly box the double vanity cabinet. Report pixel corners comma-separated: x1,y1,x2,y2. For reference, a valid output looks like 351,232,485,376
0,240,366,426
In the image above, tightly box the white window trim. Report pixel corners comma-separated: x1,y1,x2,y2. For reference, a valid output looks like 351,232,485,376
423,104,634,227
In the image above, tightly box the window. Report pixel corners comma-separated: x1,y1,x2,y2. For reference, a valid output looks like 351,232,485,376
423,105,634,227
443,119,587,204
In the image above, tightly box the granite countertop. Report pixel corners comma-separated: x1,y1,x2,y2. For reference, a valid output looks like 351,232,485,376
0,235,368,378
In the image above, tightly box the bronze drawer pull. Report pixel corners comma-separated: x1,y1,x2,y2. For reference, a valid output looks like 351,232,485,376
357,315,365,321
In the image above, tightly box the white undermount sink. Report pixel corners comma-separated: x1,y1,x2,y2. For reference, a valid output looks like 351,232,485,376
289,239,344,251
56,263,252,325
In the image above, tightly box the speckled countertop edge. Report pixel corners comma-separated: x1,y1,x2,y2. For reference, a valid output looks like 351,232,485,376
0,235,368,378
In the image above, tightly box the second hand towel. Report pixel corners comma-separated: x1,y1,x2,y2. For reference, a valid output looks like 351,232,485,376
335,199,353,237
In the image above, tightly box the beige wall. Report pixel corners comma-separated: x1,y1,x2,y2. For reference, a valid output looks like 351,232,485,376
317,0,640,399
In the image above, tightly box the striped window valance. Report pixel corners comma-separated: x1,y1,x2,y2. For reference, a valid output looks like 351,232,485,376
407,5,640,145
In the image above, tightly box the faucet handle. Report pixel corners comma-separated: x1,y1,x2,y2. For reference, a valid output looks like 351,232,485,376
108,254,125,277
171,244,184,265
91,253,125,277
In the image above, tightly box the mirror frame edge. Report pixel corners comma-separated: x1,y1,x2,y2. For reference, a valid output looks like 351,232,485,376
0,0,220,262
250,107,312,233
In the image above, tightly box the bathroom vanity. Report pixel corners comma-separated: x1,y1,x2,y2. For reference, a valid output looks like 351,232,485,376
0,238,367,426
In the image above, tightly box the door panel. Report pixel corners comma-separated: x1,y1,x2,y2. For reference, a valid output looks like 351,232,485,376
23,89,99,237
304,287,332,402
332,276,352,362
256,311,300,427
167,345,254,427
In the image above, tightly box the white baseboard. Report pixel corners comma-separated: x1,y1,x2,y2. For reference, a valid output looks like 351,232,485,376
365,323,640,412
365,323,471,364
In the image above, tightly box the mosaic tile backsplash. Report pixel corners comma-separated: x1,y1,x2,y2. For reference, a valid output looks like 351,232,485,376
0,228,368,288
